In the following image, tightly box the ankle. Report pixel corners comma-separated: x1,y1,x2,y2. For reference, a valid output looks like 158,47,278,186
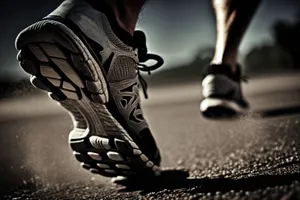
106,0,144,36
205,63,242,83
211,52,238,73
85,0,137,46
211,60,237,73
114,18,136,36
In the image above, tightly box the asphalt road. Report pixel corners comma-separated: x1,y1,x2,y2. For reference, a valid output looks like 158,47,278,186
1,73,300,199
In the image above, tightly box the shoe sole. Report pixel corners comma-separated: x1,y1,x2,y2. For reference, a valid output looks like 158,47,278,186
200,98,247,118
15,19,160,177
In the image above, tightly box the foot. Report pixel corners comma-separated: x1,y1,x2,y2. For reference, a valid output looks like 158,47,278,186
200,64,249,118
15,0,163,177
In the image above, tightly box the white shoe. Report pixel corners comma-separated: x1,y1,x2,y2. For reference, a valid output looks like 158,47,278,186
200,64,249,118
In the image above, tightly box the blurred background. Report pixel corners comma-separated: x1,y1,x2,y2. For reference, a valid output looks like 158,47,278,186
1,0,300,96
1,0,300,199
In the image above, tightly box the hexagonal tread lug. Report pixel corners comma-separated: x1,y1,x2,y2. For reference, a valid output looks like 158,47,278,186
81,163,91,170
40,43,67,59
87,152,102,161
61,88,80,100
62,81,76,91
107,152,124,161
40,64,61,79
116,164,130,170
28,44,49,62
51,57,84,88
48,77,61,87
97,163,110,169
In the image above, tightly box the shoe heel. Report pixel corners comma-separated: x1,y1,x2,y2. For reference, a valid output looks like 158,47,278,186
16,20,108,104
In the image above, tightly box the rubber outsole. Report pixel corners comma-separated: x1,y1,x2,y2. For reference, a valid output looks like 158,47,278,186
15,19,160,177
200,98,247,118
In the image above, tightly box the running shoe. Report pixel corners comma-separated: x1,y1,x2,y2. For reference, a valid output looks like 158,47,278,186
200,64,249,118
15,0,163,177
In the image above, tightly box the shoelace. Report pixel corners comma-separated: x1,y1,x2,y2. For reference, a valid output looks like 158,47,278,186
241,75,249,83
134,31,164,99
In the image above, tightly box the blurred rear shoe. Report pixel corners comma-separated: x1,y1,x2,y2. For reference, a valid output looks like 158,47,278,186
200,64,249,118
15,0,164,177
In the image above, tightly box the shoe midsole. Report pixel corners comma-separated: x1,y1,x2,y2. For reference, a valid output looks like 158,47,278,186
200,98,247,113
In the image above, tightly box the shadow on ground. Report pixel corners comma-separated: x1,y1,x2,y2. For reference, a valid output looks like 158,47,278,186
199,105,300,120
115,168,300,195
254,105,300,118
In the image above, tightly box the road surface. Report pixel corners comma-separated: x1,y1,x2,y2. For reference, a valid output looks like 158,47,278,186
1,73,300,199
